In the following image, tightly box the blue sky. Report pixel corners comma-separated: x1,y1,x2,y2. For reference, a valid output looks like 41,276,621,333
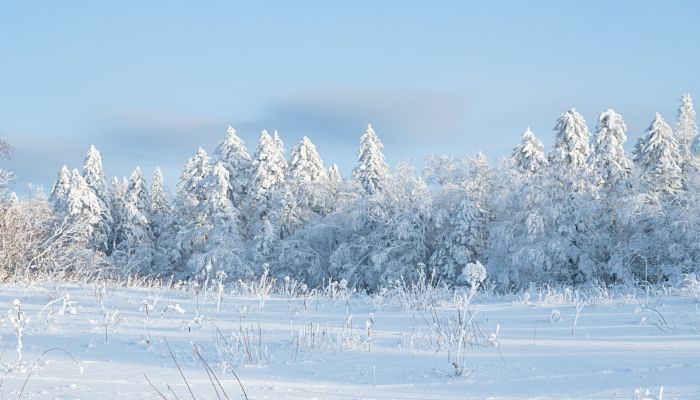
1,1,699,191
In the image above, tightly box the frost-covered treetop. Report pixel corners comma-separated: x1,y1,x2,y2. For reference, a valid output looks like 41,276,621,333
66,168,102,226
214,126,252,169
251,130,286,200
328,163,342,183
127,166,149,213
675,93,697,161
288,136,326,183
634,113,682,194
50,165,71,205
178,147,212,202
592,109,631,188
82,145,109,200
150,167,168,215
353,123,389,195
549,108,591,169
207,162,234,212
511,127,547,174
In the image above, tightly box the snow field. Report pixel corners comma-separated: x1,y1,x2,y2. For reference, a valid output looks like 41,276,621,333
0,283,697,399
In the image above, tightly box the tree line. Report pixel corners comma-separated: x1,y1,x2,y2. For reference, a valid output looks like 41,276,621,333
1,95,699,290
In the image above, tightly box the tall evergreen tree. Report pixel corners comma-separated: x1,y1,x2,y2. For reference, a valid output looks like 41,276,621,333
213,126,253,207
328,163,342,184
511,127,547,174
65,169,103,243
185,162,248,279
288,136,326,183
81,145,113,253
675,94,697,165
249,131,286,207
592,109,631,188
149,168,169,237
353,124,389,195
50,165,72,215
549,108,591,170
112,167,154,274
633,113,683,194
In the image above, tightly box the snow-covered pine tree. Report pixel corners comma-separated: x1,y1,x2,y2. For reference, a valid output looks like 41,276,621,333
177,147,212,207
172,148,213,275
112,167,154,274
592,109,632,189
49,165,72,215
187,162,248,279
511,127,547,174
81,145,113,253
353,124,389,195
213,126,252,207
549,108,591,171
65,169,103,244
328,163,342,184
149,167,169,238
246,131,287,265
249,131,286,206
288,136,326,183
272,130,287,177
675,94,697,166
109,176,129,254
281,136,333,235
633,113,683,194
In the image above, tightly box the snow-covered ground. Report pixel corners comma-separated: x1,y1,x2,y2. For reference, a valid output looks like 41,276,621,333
0,282,698,399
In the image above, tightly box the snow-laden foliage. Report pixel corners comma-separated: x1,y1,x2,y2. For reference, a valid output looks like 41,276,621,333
634,113,683,194
511,128,547,174
81,146,114,253
549,108,591,171
592,109,631,189
675,93,697,165
353,124,390,195
0,137,14,196
16,97,698,290
111,167,154,274
213,126,252,207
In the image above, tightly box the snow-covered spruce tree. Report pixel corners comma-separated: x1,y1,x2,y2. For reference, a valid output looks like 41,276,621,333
148,168,180,276
353,124,390,195
675,94,698,169
187,162,248,280
281,136,335,237
592,109,632,189
149,167,169,239
213,126,252,208
49,165,72,215
247,131,286,265
288,136,326,183
64,169,104,245
328,163,342,185
523,110,598,285
549,108,591,175
172,148,213,277
108,177,128,253
633,113,683,194
327,162,431,289
272,130,287,178
81,145,113,253
429,154,492,284
511,127,548,175
111,167,154,274
248,131,286,211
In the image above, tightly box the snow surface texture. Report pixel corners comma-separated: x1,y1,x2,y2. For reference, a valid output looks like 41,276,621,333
0,282,697,399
